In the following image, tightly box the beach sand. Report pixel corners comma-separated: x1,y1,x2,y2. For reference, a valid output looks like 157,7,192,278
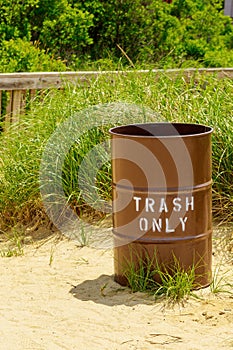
0,227,232,350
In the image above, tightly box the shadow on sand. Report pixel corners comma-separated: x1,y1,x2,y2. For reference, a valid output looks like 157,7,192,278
69,274,156,307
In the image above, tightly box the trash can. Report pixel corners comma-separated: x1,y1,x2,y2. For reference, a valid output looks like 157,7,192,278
109,122,213,288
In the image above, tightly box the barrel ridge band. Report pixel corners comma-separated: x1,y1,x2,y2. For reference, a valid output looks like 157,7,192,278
112,229,212,243
112,179,212,194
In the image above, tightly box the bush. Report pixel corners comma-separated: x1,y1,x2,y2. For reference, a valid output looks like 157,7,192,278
0,0,36,41
80,0,181,63
39,4,93,58
203,48,233,67
0,39,66,72
0,0,93,69
78,0,233,67
1,0,233,69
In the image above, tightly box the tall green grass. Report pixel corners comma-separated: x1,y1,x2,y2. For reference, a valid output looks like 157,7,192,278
123,249,197,303
0,71,232,232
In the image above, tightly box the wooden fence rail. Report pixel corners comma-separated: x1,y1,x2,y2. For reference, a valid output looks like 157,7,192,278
0,71,100,130
1,68,233,130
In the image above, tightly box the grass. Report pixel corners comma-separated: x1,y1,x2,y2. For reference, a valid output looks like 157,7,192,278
0,71,232,239
210,262,233,295
153,259,197,302
123,248,233,302
123,250,157,293
0,228,24,257
123,249,197,303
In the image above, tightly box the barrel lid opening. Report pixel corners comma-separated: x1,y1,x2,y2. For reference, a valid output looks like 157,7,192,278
109,123,213,138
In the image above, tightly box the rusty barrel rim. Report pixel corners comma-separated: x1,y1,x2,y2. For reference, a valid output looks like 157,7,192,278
109,122,213,138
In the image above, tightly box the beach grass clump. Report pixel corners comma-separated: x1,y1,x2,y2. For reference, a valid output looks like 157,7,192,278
0,71,232,235
123,250,157,293
210,263,233,295
123,250,196,303
152,258,196,302
0,227,24,257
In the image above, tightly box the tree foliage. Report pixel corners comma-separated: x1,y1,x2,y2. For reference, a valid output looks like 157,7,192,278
0,0,233,71
79,0,233,67
0,39,66,72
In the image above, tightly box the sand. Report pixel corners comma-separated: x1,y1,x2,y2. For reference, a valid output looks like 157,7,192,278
0,228,232,350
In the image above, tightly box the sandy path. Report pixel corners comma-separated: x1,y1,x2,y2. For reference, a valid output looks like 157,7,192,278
0,234,232,350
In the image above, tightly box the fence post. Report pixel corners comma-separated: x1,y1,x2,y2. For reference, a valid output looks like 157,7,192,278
11,90,22,124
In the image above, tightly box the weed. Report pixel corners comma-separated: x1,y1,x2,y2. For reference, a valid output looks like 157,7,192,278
79,223,90,247
210,263,233,295
49,245,55,266
153,257,197,303
0,228,24,257
123,250,156,293
123,249,197,303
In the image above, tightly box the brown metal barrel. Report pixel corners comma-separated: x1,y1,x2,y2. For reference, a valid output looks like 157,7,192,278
109,123,213,288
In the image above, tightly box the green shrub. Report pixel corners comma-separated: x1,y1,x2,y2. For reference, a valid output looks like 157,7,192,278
0,0,93,69
80,0,181,63
203,48,233,67
0,39,66,72
39,4,93,58
1,0,233,69
172,0,233,65
78,0,233,67
0,0,37,41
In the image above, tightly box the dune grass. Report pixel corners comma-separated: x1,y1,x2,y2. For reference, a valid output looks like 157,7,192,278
0,71,232,234
123,249,197,303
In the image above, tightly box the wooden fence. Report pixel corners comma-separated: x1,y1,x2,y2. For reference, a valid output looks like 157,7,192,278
1,68,233,130
0,71,100,129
